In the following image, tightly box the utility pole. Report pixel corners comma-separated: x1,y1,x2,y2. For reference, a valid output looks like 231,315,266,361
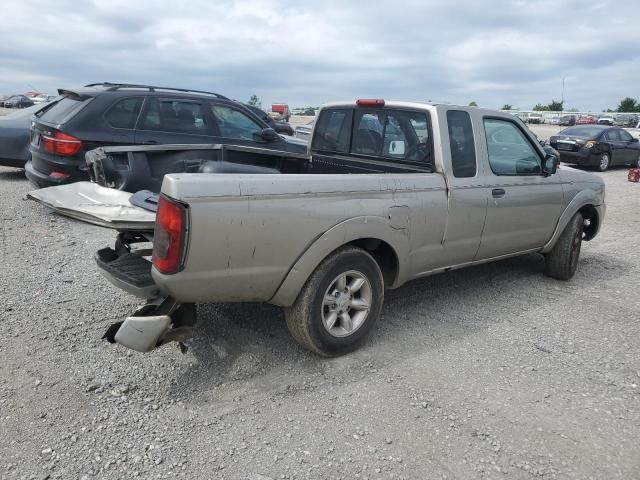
561,77,566,105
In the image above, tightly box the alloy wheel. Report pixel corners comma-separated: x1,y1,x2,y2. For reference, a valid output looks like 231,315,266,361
321,270,372,338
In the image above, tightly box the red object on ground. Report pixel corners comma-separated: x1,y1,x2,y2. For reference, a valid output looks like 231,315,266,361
628,168,640,182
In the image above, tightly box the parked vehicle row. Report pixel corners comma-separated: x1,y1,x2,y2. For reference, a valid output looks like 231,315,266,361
29,99,605,356
518,113,638,127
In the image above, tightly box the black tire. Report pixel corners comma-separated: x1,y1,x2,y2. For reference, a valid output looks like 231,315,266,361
284,246,384,356
631,152,640,168
544,213,584,280
596,152,611,172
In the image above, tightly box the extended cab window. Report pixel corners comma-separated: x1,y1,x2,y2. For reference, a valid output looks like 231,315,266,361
352,109,432,165
140,99,208,134
105,97,143,129
483,118,541,175
312,108,353,153
447,110,476,177
210,105,263,140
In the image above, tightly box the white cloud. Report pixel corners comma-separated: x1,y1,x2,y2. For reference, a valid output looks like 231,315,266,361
0,0,638,110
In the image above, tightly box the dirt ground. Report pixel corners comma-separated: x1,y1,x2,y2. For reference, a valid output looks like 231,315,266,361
0,161,639,479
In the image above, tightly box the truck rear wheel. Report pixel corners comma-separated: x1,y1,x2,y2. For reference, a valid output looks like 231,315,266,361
285,246,384,356
544,213,584,280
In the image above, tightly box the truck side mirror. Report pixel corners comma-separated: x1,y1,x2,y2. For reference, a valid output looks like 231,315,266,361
542,153,558,176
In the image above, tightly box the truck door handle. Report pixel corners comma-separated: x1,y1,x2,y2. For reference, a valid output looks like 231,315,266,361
142,140,158,145
492,188,506,198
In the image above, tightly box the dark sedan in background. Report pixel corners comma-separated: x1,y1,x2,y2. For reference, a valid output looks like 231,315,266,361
1,95,35,109
0,103,51,168
559,115,576,126
549,125,640,171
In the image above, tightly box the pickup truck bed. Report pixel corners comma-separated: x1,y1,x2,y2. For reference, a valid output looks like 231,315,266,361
86,142,431,193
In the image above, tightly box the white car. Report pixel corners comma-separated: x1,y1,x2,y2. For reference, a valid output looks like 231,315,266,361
597,116,615,126
527,113,543,124
30,95,49,104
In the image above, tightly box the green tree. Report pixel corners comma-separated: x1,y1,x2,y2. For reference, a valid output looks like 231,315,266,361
616,97,638,112
532,100,564,111
468,101,478,107
501,104,513,110
547,100,564,111
247,94,262,107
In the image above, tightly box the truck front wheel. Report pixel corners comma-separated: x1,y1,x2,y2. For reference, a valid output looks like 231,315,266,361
285,246,384,356
544,213,584,280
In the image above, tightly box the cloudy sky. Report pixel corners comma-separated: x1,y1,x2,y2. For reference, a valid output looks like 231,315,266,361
1,0,638,111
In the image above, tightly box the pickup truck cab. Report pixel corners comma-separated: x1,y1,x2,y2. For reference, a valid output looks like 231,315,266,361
36,100,605,356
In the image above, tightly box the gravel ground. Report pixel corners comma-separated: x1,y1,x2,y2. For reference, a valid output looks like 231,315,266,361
0,165,639,480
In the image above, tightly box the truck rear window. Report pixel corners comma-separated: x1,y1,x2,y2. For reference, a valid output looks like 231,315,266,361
351,108,433,166
36,96,90,124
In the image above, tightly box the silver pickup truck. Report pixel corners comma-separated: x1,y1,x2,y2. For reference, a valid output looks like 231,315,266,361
33,100,605,356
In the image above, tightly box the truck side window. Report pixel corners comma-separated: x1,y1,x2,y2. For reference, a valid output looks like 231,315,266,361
312,108,353,153
483,118,541,175
447,110,476,177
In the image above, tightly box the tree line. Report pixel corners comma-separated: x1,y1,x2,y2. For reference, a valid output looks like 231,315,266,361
494,97,640,112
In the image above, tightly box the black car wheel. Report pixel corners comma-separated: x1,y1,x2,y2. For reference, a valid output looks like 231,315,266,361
596,152,610,172
284,246,384,356
632,152,640,168
544,213,584,281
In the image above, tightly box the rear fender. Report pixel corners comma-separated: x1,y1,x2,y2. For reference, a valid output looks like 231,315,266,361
269,216,409,307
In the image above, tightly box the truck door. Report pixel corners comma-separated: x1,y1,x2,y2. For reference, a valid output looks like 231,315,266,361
475,117,564,259
436,109,488,267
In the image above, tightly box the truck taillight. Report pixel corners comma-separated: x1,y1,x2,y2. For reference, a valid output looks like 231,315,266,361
41,130,83,156
152,195,188,274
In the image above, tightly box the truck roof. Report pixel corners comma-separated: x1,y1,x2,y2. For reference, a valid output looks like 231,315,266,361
320,100,506,117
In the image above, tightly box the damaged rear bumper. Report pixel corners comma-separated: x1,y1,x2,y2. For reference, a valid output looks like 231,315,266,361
102,297,196,353
96,233,196,352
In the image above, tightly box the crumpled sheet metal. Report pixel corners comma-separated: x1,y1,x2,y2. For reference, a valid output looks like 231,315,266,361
27,182,155,230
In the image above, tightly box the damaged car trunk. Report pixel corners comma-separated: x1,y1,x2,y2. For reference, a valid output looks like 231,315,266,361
86,143,310,192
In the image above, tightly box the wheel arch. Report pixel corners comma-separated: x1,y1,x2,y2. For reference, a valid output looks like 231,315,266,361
269,216,408,307
579,204,600,241
542,192,604,253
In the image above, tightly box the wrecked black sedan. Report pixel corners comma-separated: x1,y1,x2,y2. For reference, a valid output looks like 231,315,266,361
549,125,640,171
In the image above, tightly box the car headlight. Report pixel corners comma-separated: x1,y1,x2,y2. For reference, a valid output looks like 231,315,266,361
584,141,596,149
